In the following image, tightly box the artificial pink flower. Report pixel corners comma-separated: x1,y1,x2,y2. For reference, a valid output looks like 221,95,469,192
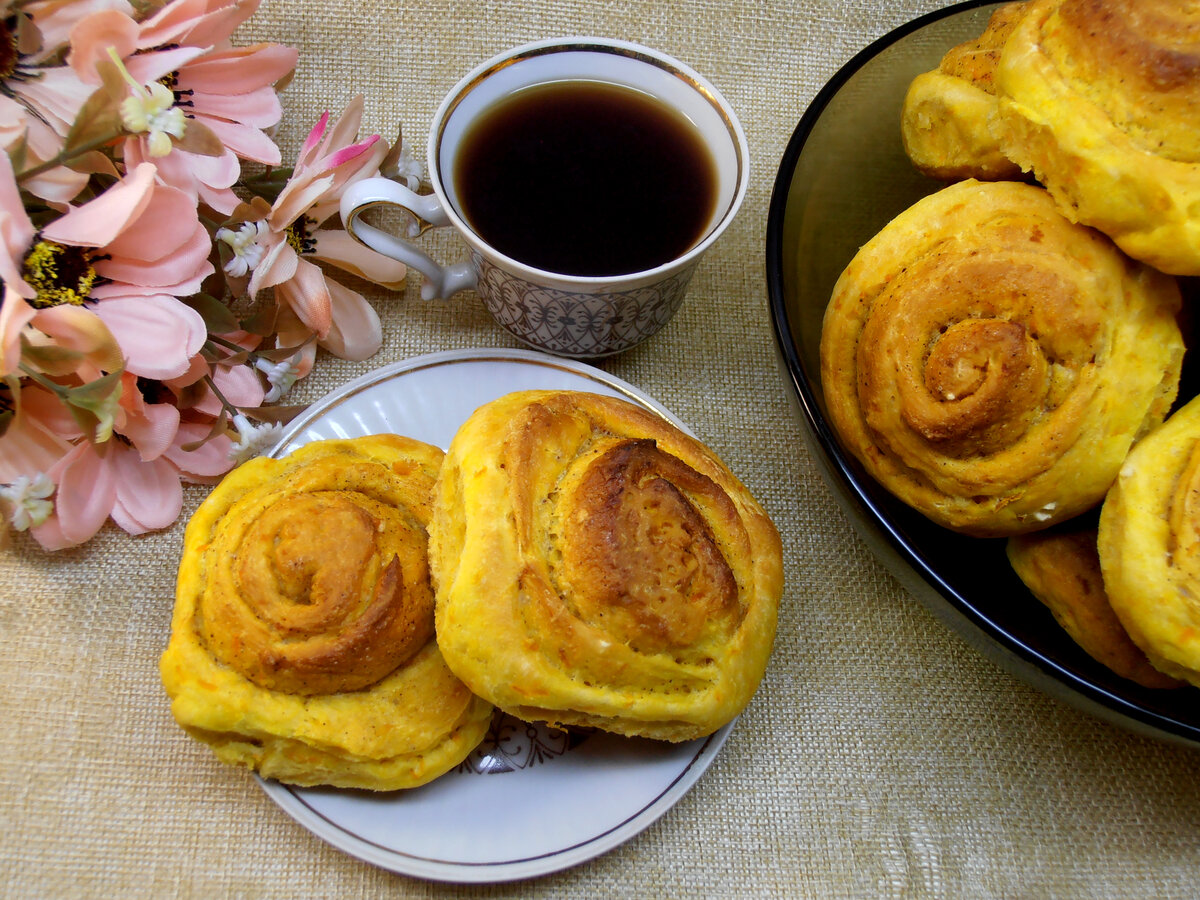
0,370,240,550
68,0,298,213
0,3,98,202
0,154,124,381
35,162,213,380
216,96,406,362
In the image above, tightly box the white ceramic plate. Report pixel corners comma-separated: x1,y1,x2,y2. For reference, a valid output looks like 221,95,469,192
257,347,732,883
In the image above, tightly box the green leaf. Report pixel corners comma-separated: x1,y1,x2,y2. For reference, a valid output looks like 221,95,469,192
240,302,278,336
7,133,28,175
379,127,405,174
15,12,43,57
65,149,120,178
179,409,229,452
183,293,240,335
62,368,124,442
174,117,224,157
63,58,127,153
206,346,250,366
19,339,86,377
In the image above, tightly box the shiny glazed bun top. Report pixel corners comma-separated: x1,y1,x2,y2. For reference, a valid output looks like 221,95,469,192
428,390,784,743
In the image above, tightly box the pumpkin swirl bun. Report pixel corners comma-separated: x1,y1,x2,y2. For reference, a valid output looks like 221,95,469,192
900,0,1026,181
993,0,1200,275
161,434,493,791
1007,528,1183,689
820,179,1183,537
1099,396,1200,689
427,390,783,742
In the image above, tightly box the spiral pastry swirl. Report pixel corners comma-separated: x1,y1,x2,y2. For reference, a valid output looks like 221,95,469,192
820,179,1183,537
161,434,493,790
993,0,1200,274
428,390,783,742
1099,396,1200,688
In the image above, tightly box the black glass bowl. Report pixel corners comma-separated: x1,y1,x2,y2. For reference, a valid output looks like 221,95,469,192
766,0,1200,747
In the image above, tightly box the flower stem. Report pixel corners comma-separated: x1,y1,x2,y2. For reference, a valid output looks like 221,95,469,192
16,130,126,182
201,373,240,422
206,334,251,354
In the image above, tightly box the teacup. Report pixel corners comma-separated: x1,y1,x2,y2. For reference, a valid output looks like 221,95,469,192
339,36,749,358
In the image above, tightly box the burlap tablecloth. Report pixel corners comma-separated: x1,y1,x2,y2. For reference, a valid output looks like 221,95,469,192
4,0,1199,896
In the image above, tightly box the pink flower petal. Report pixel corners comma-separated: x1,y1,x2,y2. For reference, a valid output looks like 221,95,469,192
11,66,95,133
180,44,299,96
269,172,334,231
212,361,266,408
164,354,210,392
93,295,207,380
96,220,213,290
247,237,296,296
36,441,116,547
0,288,36,376
41,163,157,248
124,45,206,86
28,0,136,61
27,516,74,551
0,402,72,483
297,111,330,169
310,228,407,289
196,180,241,216
21,384,85,439
201,116,283,165
31,304,124,373
67,9,139,83
325,135,380,171
0,153,35,298
103,182,198,262
4,102,91,203
166,422,236,480
119,398,181,462
319,95,365,160
275,258,332,338
189,86,282,129
137,0,262,49
110,451,182,533
320,277,381,361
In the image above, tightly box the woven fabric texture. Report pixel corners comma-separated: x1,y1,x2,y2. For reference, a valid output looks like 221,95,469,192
3,0,1199,897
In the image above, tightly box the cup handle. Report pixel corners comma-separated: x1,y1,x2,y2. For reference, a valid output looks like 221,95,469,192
339,177,478,300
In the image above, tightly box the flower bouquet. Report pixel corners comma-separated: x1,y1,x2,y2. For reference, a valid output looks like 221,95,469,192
0,0,421,550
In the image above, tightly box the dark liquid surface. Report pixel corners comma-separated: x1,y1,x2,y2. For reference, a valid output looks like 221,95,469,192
454,80,718,277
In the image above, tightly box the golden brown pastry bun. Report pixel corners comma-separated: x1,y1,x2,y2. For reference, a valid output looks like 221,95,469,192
993,0,1200,275
901,1,1026,181
428,390,783,742
1007,527,1182,689
161,434,493,790
820,179,1183,537
1099,396,1200,688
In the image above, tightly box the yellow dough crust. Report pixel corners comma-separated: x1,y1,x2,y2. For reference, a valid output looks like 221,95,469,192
1099,396,1200,689
428,390,783,742
161,434,493,791
1007,527,1182,689
993,0,1200,275
901,1,1026,181
820,179,1183,537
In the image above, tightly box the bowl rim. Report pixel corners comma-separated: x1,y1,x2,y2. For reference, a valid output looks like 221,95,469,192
764,0,1200,746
